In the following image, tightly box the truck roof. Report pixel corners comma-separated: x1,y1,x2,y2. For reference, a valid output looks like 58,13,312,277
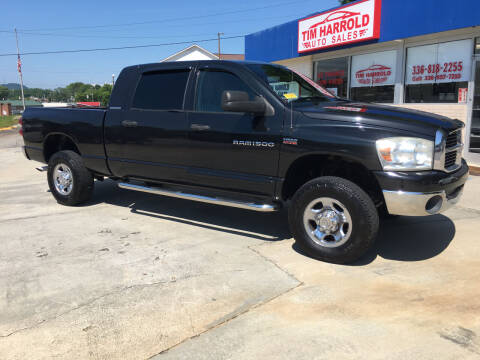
121,60,275,73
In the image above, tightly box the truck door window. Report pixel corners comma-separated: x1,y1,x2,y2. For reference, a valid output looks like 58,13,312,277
132,70,190,110
195,70,256,112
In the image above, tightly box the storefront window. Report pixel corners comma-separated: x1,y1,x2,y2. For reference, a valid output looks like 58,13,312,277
405,39,472,103
350,50,396,103
314,58,348,98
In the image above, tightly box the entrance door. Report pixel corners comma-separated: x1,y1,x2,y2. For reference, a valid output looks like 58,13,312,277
466,60,480,165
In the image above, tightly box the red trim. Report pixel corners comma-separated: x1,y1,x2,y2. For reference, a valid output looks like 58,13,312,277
373,0,382,39
298,0,382,54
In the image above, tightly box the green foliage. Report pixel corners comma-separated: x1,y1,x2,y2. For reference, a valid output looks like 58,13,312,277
0,115,19,129
0,86,8,100
4,82,113,106
339,0,356,4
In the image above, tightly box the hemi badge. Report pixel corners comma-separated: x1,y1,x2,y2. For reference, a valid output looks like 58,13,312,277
283,138,298,145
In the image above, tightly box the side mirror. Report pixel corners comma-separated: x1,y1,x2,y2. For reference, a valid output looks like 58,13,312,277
221,90,266,115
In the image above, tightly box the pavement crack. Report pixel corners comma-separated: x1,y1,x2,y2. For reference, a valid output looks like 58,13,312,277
150,282,302,359
247,244,301,284
0,272,225,339
149,245,303,359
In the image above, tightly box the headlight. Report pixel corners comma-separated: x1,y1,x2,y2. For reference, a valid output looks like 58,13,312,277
376,137,433,171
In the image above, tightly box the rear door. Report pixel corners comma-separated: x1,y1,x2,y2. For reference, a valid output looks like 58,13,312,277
105,66,192,182
186,64,283,197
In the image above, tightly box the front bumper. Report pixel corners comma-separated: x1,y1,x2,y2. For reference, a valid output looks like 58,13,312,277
375,160,469,216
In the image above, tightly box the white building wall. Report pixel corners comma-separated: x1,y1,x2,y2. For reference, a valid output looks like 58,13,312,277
274,56,313,78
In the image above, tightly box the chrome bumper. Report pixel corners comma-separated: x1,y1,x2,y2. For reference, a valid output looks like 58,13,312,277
383,187,464,216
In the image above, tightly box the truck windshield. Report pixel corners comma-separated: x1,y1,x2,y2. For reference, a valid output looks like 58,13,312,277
246,64,337,105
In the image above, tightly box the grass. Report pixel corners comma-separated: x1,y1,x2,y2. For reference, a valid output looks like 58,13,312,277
0,115,20,129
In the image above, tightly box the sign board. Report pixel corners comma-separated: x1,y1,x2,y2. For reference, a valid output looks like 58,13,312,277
351,50,396,87
458,88,468,103
298,0,381,53
405,39,472,85
270,82,300,97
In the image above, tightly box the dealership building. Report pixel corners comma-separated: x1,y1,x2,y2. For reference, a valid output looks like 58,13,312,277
245,0,480,167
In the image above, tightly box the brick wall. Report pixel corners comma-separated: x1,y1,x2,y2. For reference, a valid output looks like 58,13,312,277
0,103,12,116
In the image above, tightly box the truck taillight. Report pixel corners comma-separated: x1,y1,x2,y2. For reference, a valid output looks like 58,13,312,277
19,117,23,136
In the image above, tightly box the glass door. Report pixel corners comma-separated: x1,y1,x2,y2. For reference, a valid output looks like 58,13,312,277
466,59,480,165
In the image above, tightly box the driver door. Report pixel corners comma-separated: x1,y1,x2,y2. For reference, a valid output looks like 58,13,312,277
186,65,283,197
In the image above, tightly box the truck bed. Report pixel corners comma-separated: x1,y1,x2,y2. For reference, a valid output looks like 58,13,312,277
22,107,110,175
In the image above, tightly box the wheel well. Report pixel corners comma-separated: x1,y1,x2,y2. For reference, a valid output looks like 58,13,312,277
281,154,383,207
43,134,81,162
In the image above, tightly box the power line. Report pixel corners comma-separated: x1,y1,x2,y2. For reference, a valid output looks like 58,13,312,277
6,11,303,41
6,0,313,32
0,35,245,57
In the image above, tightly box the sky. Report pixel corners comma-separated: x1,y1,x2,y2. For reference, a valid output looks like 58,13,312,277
0,0,340,89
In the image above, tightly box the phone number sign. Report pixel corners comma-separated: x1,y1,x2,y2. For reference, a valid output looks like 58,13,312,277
298,0,382,53
406,40,472,85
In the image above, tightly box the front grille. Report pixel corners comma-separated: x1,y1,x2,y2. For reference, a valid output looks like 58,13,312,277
443,128,462,170
445,131,460,148
444,151,457,168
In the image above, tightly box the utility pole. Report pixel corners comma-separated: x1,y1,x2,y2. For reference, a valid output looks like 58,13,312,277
217,32,224,60
14,28,26,111
112,74,115,87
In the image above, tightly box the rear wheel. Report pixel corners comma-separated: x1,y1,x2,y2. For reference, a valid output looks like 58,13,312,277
47,150,94,206
289,176,379,264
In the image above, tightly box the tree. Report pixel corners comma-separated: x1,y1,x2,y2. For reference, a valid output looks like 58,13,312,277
0,86,8,100
339,0,356,4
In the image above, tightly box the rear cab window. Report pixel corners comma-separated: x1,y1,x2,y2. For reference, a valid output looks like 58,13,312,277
132,70,190,110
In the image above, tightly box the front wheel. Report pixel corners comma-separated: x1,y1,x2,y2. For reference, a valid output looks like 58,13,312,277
289,176,379,264
47,150,94,206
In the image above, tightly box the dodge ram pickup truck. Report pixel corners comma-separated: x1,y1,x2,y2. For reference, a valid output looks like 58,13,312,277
21,60,469,264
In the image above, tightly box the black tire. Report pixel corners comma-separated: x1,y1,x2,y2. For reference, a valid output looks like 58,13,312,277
47,150,94,206
289,176,379,264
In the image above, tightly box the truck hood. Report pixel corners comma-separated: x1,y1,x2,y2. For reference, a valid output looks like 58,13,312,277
298,100,463,136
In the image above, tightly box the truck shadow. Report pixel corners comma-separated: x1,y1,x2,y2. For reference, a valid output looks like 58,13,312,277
352,215,456,265
89,179,291,242
89,180,455,264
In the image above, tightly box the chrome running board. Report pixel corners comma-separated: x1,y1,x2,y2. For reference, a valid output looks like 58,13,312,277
118,182,278,212
36,166,48,172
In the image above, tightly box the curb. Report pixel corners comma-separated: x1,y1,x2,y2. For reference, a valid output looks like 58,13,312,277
0,124,19,132
470,165,480,176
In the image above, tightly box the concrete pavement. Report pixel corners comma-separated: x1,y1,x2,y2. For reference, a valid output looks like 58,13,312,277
1,130,479,359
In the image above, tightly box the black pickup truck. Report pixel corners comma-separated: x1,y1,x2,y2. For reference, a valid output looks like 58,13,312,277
21,60,469,263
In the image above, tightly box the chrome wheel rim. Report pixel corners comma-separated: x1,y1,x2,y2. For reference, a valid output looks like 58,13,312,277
53,163,73,195
302,197,352,248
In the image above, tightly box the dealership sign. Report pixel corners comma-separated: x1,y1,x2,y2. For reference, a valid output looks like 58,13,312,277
298,0,382,53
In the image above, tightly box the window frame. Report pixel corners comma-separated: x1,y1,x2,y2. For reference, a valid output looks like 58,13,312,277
313,56,350,99
192,67,259,114
130,68,192,111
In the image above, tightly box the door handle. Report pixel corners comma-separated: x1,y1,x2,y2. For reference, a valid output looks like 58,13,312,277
121,120,138,127
190,124,210,131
